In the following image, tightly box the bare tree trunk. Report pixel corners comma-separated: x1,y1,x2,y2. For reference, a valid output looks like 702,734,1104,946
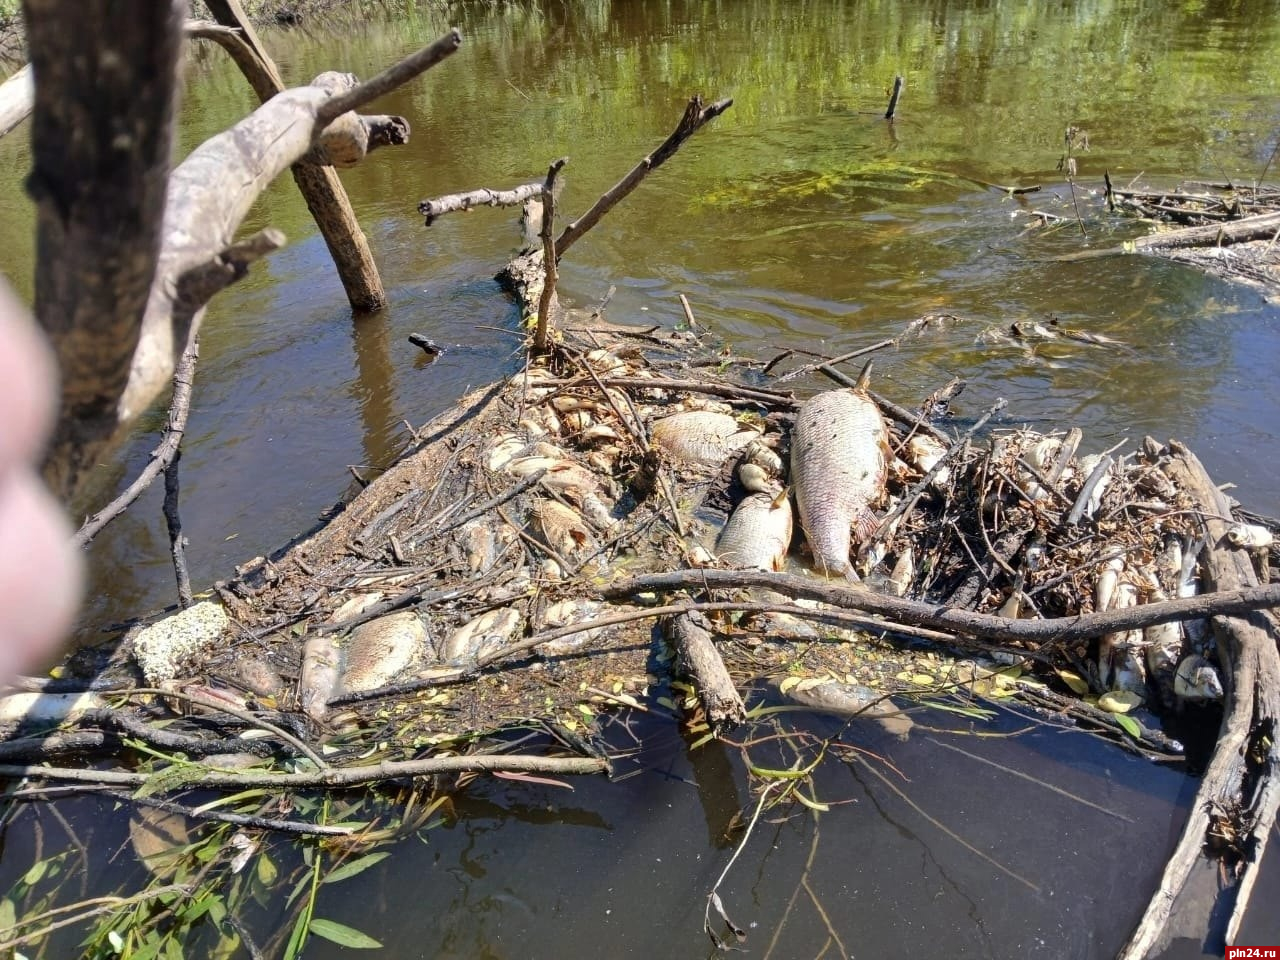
202,0,388,312
24,0,187,498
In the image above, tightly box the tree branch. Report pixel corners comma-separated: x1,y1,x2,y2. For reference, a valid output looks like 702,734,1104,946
418,181,545,225
556,95,733,257
598,568,1280,646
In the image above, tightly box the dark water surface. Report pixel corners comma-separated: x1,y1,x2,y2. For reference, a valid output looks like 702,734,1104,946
3,0,1280,956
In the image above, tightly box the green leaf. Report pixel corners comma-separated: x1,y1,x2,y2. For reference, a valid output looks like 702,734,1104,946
283,910,310,960
309,918,383,949
1114,713,1142,739
323,851,391,885
0,897,16,931
21,859,49,886
256,852,278,887
1056,669,1091,695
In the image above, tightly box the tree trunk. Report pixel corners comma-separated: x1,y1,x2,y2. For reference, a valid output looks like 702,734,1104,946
24,0,186,497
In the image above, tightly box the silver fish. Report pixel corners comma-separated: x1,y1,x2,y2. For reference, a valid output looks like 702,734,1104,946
790,389,888,578
650,411,761,467
716,489,793,571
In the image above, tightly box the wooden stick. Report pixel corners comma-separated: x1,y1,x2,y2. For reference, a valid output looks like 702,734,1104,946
199,1,388,310
162,450,193,608
599,568,1280,646
317,29,463,125
418,181,545,225
666,611,745,732
74,334,201,546
884,75,904,120
0,754,607,791
534,157,568,351
557,95,733,257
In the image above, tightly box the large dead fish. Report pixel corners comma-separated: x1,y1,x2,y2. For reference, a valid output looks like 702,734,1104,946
790,386,888,578
650,411,761,468
715,489,792,571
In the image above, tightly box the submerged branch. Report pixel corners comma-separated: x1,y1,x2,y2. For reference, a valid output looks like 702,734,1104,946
0,754,608,791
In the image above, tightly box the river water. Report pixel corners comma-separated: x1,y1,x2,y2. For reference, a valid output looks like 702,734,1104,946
2,0,1280,956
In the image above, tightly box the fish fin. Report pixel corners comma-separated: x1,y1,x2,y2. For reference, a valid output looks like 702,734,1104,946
855,360,873,392
852,507,880,542
770,486,790,510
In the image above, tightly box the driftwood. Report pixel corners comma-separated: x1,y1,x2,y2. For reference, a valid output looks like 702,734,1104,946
34,15,460,497
600,568,1280,646
1119,444,1280,958
0,63,31,137
418,181,545,225
666,611,746,732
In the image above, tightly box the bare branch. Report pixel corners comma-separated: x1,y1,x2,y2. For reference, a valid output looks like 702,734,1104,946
0,64,32,138
316,28,463,125
419,181,545,225
556,95,733,257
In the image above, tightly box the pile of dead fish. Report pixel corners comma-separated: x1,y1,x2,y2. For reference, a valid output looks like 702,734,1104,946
122,335,1249,729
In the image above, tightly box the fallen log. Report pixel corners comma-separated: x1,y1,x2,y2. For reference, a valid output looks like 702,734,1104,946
666,611,746,733
1119,443,1280,958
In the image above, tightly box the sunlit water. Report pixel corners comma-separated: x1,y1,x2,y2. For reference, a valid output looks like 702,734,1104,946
2,1,1279,956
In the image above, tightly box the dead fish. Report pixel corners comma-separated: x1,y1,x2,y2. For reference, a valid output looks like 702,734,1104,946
530,500,597,560
442,607,521,662
905,434,949,489
538,598,608,655
772,677,914,739
650,411,761,467
340,610,427,694
790,388,888,578
886,545,915,597
1141,573,1182,708
299,633,342,722
460,520,497,574
715,489,793,571
1226,523,1274,549
1174,654,1224,703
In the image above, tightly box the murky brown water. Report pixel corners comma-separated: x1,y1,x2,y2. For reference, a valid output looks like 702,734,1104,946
2,0,1280,956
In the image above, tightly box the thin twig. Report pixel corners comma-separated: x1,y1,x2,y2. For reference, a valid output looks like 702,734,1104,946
104,791,356,836
162,449,193,608
316,29,462,124
0,754,607,791
75,336,200,546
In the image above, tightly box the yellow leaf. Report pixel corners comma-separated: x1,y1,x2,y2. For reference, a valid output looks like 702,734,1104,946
1098,690,1143,714
1056,670,1090,695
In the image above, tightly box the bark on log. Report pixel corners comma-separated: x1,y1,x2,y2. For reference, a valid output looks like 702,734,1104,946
24,0,186,498
0,64,32,137
1119,444,1280,958
666,611,745,733
200,0,389,310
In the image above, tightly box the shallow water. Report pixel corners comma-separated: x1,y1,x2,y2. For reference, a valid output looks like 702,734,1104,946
2,0,1280,956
